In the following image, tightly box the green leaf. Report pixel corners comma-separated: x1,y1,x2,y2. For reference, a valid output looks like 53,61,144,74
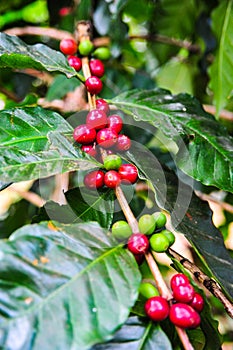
111,88,233,193
0,33,83,80
32,201,78,224
125,143,233,299
208,0,233,115
0,221,141,349
46,74,80,102
92,316,172,350
0,107,100,182
65,187,115,229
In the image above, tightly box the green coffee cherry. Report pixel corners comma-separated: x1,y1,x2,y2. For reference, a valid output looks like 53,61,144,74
139,282,159,299
161,229,175,246
153,212,167,229
93,47,111,60
138,214,156,235
149,233,170,252
112,220,132,240
104,154,122,170
79,40,94,56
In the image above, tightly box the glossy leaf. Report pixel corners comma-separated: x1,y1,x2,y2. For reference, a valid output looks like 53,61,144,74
111,89,233,193
0,33,82,79
46,74,80,101
0,107,100,182
65,187,115,229
92,316,172,350
126,143,233,299
0,221,141,350
208,0,233,115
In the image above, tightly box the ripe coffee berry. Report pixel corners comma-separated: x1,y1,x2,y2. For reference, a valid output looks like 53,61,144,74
96,128,118,148
189,293,204,313
73,124,96,144
78,40,94,56
89,59,105,78
60,38,77,55
112,220,132,240
170,273,190,290
104,154,122,170
138,214,156,235
149,233,170,253
96,99,110,115
84,170,105,190
81,144,97,158
169,303,201,329
86,109,107,130
134,254,145,265
153,212,167,228
67,55,82,71
127,233,149,255
116,134,131,151
172,284,195,303
145,296,170,322
93,47,111,60
104,170,121,188
85,76,103,95
107,114,123,134
118,164,138,184
139,282,159,299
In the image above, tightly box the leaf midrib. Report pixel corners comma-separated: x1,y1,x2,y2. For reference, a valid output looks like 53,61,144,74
1,135,46,147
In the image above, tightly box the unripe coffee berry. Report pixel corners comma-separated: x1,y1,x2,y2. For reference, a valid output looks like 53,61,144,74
60,38,77,55
127,233,149,255
116,134,131,151
73,124,96,144
84,170,105,190
78,40,94,56
89,59,105,78
86,109,107,130
118,164,138,184
170,273,190,290
104,170,121,188
67,55,82,71
112,220,132,240
189,293,204,313
169,303,201,329
145,296,170,322
107,114,123,134
149,233,170,252
172,284,195,303
139,282,159,299
160,230,175,246
153,212,167,228
93,47,111,60
96,98,110,115
104,154,122,170
96,128,118,148
85,76,103,95
138,214,156,235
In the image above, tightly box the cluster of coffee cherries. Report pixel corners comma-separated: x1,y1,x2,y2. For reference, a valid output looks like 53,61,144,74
140,273,204,329
60,37,110,95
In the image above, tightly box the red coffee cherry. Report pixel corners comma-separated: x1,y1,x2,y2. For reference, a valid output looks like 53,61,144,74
169,303,201,329
118,164,138,184
134,254,145,265
96,128,118,148
104,170,121,188
145,296,170,322
172,284,195,303
116,134,131,151
96,98,110,115
86,109,108,130
84,170,105,190
59,7,72,16
81,144,97,158
89,59,105,78
170,273,190,290
189,293,204,313
73,124,96,144
107,114,123,134
85,76,103,95
60,38,77,55
127,233,149,255
67,55,82,71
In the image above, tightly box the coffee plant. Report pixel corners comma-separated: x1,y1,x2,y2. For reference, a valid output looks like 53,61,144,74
0,1,232,349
